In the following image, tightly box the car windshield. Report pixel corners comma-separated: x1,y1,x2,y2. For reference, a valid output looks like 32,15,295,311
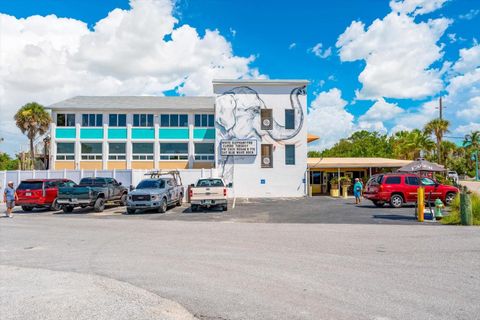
196,179,224,187
136,179,165,189
18,181,43,190
421,178,436,185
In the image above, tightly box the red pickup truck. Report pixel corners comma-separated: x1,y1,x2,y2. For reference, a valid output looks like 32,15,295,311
16,179,76,211
364,173,458,208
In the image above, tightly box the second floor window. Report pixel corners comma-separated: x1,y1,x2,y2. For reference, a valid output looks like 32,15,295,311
108,142,126,160
194,143,214,161
57,113,75,127
285,110,295,130
160,142,188,160
132,142,154,160
82,114,103,127
109,114,126,127
56,142,75,160
194,114,215,127
133,114,154,127
160,114,188,127
81,142,102,160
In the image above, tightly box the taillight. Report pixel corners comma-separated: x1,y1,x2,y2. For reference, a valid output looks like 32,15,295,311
379,184,383,192
189,188,193,198
223,188,227,197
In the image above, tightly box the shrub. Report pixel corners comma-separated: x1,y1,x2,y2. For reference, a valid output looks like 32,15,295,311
441,192,480,225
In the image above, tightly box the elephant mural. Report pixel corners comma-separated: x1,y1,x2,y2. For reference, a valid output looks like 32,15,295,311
215,85,306,182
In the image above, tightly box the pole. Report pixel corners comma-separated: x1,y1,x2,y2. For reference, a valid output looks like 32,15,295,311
417,186,424,222
475,150,479,182
439,97,443,120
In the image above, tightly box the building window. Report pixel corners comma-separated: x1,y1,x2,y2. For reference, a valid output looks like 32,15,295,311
82,114,103,127
109,114,126,127
56,142,75,160
261,144,273,168
81,142,102,160
194,143,215,161
57,114,75,127
108,142,126,160
260,109,273,130
132,143,154,160
160,114,188,127
285,145,295,165
285,109,295,130
160,143,188,160
133,114,154,127
194,114,215,127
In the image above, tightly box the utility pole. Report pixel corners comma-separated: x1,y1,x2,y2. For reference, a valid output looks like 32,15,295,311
436,97,446,120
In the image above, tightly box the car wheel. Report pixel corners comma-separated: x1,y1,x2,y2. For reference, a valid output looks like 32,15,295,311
21,206,33,212
94,198,105,212
390,194,404,208
120,194,128,206
158,198,167,213
176,194,183,206
373,201,384,208
49,199,61,211
222,205,228,211
190,204,198,212
126,208,136,215
445,192,456,206
63,206,74,213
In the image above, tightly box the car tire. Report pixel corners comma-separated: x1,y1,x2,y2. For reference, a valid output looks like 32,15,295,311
222,205,228,211
49,199,61,211
373,201,385,208
21,206,33,212
94,198,105,212
158,198,167,213
390,194,404,208
445,192,456,206
190,204,198,212
120,194,128,206
126,208,136,215
176,194,183,206
63,205,74,213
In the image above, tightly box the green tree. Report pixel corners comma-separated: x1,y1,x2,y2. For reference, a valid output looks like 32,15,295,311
0,153,19,170
317,131,393,158
424,118,450,164
463,131,480,150
402,129,435,159
14,102,51,169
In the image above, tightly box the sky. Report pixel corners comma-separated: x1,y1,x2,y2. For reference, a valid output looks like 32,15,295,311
0,0,479,155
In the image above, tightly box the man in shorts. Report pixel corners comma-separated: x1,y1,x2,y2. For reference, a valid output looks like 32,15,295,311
3,181,18,218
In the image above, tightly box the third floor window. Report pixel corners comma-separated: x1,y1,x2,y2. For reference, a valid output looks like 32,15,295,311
133,114,154,127
82,114,103,127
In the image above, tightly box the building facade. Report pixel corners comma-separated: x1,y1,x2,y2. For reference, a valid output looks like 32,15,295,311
48,79,309,197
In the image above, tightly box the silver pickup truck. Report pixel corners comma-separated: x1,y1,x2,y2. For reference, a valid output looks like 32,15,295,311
126,177,184,214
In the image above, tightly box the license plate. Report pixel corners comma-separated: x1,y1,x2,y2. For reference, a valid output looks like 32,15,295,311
204,200,212,204
26,192,31,196
71,198,78,203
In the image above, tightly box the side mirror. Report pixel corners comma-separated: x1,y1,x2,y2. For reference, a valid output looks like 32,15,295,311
129,185,135,191
118,182,122,186
227,182,233,188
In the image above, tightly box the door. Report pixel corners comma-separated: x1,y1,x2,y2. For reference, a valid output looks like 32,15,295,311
310,171,322,194
421,177,442,201
166,179,176,203
404,176,420,202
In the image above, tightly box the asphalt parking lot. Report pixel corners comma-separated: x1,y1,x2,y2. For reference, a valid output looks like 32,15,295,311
3,196,424,224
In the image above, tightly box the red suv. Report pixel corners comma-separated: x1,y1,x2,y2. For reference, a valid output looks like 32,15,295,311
16,179,76,211
364,173,458,208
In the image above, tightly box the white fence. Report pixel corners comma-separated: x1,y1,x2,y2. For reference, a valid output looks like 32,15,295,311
0,169,218,190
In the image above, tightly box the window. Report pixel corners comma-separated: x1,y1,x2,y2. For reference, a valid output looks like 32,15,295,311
194,114,215,127
132,143,154,160
261,144,273,168
285,109,295,130
421,177,436,186
285,145,295,165
57,114,75,127
384,176,401,184
196,179,224,187
160,114,188,127
81,142,102,160
108,142,126,160
109,114,126,127
260,109,273,130
160,143,188,160
56,142,75,160
133,114,154,127
406,176,420,185
194,143,214,161
82,114,103,127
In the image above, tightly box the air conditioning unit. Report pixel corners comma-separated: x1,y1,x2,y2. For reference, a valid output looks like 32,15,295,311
261,155,272,168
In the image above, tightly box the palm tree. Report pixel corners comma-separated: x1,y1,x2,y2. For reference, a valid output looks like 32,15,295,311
14,102,51,169
403,129,435,159
424,118,450,164
463,131,480,150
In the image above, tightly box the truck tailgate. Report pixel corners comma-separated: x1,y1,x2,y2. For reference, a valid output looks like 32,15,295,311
58,186,91,200
190,187,225,200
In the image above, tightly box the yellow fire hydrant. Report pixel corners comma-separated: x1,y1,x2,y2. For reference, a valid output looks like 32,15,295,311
434,198,444,219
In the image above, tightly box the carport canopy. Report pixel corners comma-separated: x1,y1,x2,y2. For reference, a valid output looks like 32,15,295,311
308,157,412,169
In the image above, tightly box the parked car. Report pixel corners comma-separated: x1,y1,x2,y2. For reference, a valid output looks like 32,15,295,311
364,173,459,208
16,179,76,212
126,177,184,214
57,177,128,213
189,178,230,212
447,171,459,184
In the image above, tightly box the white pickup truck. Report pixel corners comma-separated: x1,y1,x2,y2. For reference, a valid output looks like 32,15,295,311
189,178,231,211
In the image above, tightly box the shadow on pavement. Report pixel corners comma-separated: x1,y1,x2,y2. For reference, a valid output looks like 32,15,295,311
372,214,416,221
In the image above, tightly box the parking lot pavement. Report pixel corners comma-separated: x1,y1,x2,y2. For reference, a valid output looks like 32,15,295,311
2,196,427,224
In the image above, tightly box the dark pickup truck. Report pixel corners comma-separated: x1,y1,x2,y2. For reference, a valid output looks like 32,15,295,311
57,177,128,213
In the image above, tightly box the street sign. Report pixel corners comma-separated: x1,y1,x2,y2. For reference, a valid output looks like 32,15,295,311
220,140,257,156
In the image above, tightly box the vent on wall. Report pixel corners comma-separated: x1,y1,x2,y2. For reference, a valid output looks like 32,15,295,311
261,144,273,168
260,109,273,130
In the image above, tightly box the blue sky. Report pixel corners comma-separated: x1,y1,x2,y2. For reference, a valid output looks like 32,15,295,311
0,0,479,154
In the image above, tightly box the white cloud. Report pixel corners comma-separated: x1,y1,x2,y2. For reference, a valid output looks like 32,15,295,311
336,12,451,100
453,44,480,73
229,27,237,37
309,43,332,59
308,88,354,150
288,42,296,50
0,0,262,155
389,0,449,16
447,33,456,43
453,122,480,136
358,98,404,122
391,100,437,131
459,9,480,20
358,121,387,134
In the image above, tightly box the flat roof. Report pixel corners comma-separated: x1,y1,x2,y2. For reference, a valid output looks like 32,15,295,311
47,96,214,111
308,157,412,169
213,79,310,86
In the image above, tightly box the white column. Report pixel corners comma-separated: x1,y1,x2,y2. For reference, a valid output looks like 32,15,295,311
126,123,132,169
102,122,108,170
188,114,194,169
75,120,81,170
154,122,159,170
50,122,57,170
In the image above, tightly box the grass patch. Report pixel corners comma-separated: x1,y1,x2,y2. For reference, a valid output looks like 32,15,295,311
441,192,480,225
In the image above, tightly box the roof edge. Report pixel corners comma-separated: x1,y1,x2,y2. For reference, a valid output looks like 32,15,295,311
213,79,310,86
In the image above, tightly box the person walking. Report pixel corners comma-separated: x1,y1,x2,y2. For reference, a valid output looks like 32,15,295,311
353,178,363,205
3,181,18,218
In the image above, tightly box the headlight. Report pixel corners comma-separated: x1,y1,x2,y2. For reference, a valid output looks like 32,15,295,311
151,195,158,200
